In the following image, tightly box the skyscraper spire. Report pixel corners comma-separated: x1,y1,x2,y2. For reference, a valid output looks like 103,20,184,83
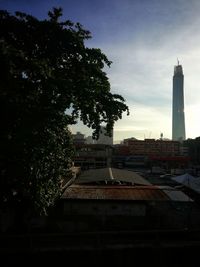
172,62,186,141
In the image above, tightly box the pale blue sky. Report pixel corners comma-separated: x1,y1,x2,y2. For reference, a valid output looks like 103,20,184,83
1,0,200,142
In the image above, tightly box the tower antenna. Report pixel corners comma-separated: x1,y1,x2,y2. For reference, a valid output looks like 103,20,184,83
177,58,179,65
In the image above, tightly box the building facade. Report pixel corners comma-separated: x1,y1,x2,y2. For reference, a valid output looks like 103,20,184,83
113,138,189,169
97,126,113,145
73,144,113,169
72,131,86,145
172,63,186,141
122,138,180,157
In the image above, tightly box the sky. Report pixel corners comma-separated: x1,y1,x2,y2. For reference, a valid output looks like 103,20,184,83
1,0,200,143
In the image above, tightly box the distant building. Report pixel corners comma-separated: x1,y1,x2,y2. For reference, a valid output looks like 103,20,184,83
72,131,86,145
86,136,96,144
113,138,189,169
97,126,113,145
172,62,186,141
122,138,180,157
73,144,112,169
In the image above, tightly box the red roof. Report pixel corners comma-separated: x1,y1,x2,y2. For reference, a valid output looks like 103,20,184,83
62,185,169,201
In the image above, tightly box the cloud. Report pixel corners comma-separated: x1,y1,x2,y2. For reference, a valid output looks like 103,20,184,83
63,0,200,141
95,5,200,141
113,104,171,140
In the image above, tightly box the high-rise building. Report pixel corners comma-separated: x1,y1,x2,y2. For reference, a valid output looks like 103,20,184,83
172,62,186,141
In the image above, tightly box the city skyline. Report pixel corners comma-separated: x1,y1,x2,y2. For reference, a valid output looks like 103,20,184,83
1,0,200,142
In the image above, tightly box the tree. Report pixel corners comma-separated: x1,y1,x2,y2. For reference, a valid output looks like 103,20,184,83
184,137,200,165
0,8,129,216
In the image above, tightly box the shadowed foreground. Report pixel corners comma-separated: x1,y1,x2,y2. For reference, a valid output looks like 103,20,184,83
1,229,200,266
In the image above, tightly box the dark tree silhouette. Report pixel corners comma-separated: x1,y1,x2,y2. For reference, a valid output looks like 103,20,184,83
0,7,129,215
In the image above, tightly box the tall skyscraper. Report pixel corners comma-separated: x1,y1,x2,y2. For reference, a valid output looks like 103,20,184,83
172,61,186,141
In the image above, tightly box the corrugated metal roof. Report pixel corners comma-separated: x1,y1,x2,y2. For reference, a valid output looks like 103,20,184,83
75,168,151,186
61,185,169,201
158,186,193,202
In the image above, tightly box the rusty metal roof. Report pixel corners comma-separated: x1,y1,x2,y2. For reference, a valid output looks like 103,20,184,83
61,185,169,201
75,168,151,186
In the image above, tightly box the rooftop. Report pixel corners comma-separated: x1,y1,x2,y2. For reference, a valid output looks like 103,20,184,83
62,184,193,202
74,167,151,186
62,184,168,201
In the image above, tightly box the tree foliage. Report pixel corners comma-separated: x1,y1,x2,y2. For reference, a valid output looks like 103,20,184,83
0,8,129,215
184,137,200,165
